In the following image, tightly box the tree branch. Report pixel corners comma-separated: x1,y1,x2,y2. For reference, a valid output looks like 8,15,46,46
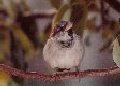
0,64,120,82
23,12,55,19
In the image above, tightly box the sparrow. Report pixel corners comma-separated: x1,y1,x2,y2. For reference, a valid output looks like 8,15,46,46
43,21,84,73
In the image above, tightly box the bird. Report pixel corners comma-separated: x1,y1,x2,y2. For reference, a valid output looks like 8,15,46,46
43,21,84,73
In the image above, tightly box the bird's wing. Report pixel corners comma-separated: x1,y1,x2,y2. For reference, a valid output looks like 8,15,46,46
43,39,53,62
68,34,85,67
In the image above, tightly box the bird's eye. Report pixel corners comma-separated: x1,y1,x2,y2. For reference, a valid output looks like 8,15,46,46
56,26,64,32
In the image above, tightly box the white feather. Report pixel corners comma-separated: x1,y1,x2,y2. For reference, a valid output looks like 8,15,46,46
43,33,84,69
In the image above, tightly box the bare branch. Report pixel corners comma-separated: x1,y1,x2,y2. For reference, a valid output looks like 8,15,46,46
23,11,56,19
0,64,120,82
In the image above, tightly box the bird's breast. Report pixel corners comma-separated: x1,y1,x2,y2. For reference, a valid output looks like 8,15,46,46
57,39,74,48
43,34,84,68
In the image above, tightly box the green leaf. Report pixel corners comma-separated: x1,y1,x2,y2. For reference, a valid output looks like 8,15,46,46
3,0,16,19
113,38,120,67
12,24,35,59
49,0,62,9
70,3,88,35
52,4,70,30
20,0,31,12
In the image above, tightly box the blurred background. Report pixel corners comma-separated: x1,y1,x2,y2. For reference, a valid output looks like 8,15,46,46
0,0,120,86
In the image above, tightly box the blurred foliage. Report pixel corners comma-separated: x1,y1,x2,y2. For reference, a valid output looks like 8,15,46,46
0,0,36,61
100,21,120,52
0,71,18,86
49,0,62,9
11,24,35,60
0,71,10,81
2,0,30,20
70,3,88,35
52,4,70,30
0,28,10,61
0,0,36,85
113,37,120,67
40,22,52,45
20,0,31,12
0,71,10,86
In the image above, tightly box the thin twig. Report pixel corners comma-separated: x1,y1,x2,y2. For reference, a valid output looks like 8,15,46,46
23,12,56,19
0,64,120,82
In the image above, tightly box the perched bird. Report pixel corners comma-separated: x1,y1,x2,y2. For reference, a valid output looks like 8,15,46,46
43,21,84,72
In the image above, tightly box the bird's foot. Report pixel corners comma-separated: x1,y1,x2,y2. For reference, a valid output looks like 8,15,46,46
53,73,59,82
75,66,81,83
53,68,63,82
55,67,70,73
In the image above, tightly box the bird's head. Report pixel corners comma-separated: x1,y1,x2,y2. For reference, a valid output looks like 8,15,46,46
51,21,73,38
51,21,74,48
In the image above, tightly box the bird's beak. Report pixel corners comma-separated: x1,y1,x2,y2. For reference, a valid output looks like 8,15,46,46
50,27,60,37
65,22,73,32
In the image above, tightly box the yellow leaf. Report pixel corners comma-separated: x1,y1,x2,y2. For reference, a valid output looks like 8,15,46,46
0,71,10,81
70,3,88,35
0,71,10,86
20,0,30,11
113,38,120,67
3,0,16,20
12,24,35,60
49,0,62,9
52,4,70,30
100,24,113,39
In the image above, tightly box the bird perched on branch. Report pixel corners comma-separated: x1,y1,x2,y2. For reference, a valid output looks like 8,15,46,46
43,21,84,73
